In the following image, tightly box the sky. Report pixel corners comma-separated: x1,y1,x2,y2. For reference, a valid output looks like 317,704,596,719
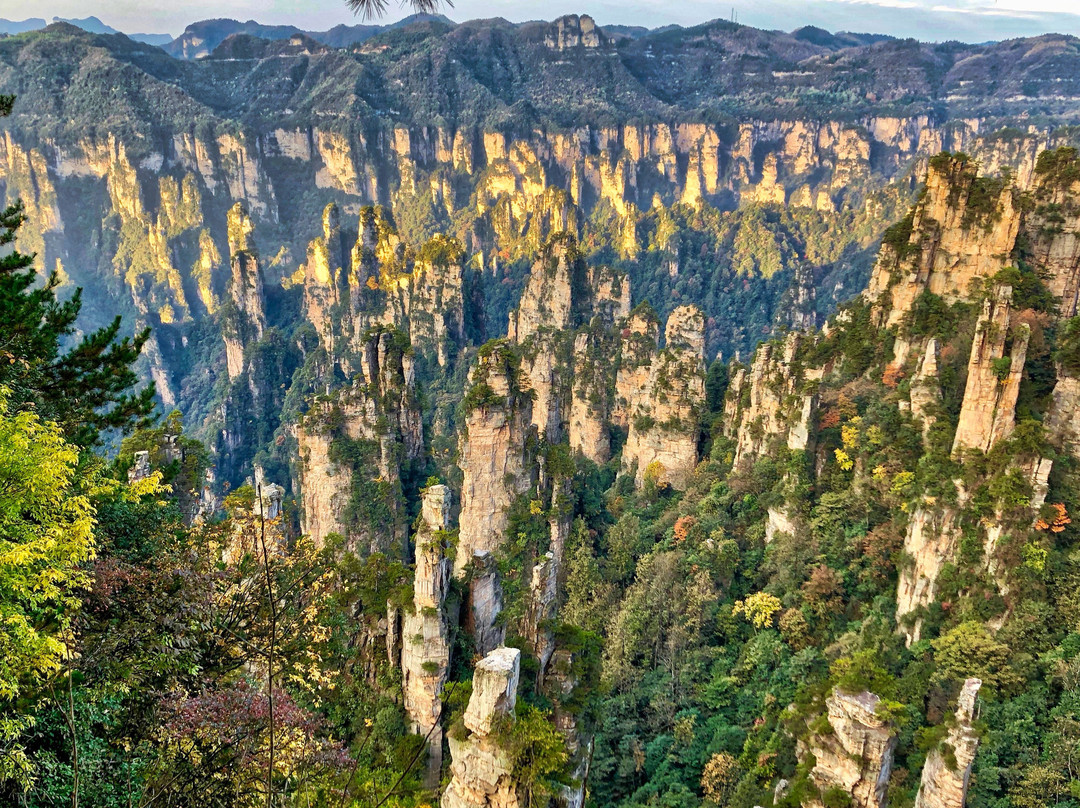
9,0,1080,41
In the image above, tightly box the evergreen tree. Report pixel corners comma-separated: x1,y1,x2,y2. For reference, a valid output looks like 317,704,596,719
0,97,155,447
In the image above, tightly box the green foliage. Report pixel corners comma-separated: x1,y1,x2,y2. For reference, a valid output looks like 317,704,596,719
904,291,962,341
830,650,895,698
932,622,1023,694
0,392,96,787
880,207,917,259
1057,316,1080,374
497,704,570,805
1034,146,1080,190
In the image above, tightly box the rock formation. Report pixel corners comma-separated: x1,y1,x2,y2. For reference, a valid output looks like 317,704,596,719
952,286,1029,455
302,203,350,359
401,484,454,788
614,305,661,429
222,202,266,380
800,689,897,808
508,235,629,450
908,338,942,441
456,341,536,652
295,327,423,553
724,331,818,469
622,305,707,489
457,341,537,572
443,647,523,808
896,507,961,645
914,678,982,808
865,155,1022,330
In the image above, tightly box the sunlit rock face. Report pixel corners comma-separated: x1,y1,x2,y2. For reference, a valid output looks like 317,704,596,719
914,678,983,808
621,305,707,489
401,484,454,788
799,689,898,808
442,647,523,808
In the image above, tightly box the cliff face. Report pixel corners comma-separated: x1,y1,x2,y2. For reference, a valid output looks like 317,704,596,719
401,484,454,788
895,507,961,644
508,237,630,453
914,678,982,808
5,26,1079,497
850,149,1080,644
456,341,537,573
866,155,1023,332
622,305,707,489
295,327,423,553
301,206,471,376
443,647,523,808
951,286,1029,455
724,331,818,469
456,341,536,653
223,202,266,380
800,690,897,808
302,203,350,361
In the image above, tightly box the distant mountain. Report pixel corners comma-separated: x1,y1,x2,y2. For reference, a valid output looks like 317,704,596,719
0,18,46,35
0,15,172,44
165,13,456,59
53,15,117,34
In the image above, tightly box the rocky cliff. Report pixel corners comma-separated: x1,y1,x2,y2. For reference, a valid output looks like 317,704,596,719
951,286,1029,455
622,305,707,489
456,341,536,653
401,484,454,788
799,690,897,808
443,647,523,808
724,331,819,470
914,678,982,808
222,202,266,381
294,326,423,553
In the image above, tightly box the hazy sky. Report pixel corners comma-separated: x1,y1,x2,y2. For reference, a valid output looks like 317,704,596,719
13,0,1080,41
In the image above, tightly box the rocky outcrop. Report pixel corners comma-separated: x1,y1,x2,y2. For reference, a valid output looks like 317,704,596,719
301,208,471,374
302,203,350,359
456,341,536,653
1046,371,1080,456
508,235,585,344
222,477,286,565
908,338,942,441
622,306,706,489
401,484,454,788
466,553,506,658
896,506,961,645
568,328,618,463
866,155,1022,330
295,327,423,553
952,286,1029,455
410,235,469,368
443,647,523,808
725,331,818,468
457,341,537,572
222,202,266,380
914,678,982,808
1026,152,1080,319
508,236,629,449
801,690,897,808
544,14,603,50
614,305,661,429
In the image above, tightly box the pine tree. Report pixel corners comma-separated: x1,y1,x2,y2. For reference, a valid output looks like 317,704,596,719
0,97,155,446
